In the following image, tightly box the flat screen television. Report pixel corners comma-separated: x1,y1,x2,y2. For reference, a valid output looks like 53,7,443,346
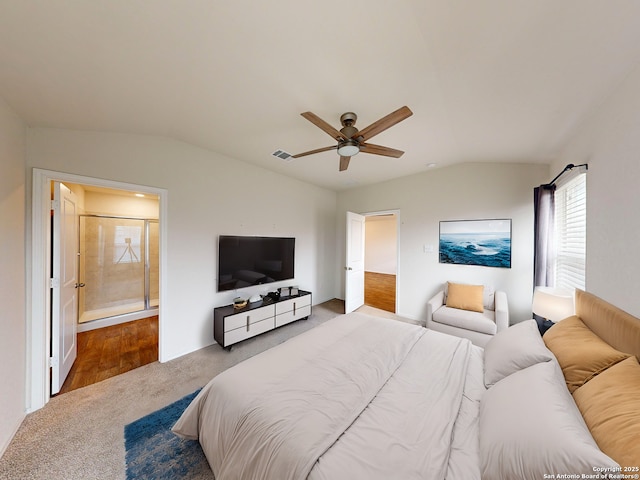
217,235,295,292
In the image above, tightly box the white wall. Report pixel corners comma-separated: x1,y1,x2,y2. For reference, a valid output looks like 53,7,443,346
0,97,26,455
365,215,397,274
337,162,549,324
26,128,338,361
553,64,640,317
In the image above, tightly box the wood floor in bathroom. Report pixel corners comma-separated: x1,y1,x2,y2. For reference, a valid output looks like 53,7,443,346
57,315,158,395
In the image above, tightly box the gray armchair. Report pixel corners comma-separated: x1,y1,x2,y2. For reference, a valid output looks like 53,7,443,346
426,282,509,347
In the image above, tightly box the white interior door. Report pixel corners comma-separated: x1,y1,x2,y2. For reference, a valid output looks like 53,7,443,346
51,182,79,394
345,211,365,313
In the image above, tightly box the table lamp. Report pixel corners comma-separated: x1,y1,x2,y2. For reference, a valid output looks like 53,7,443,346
532,286,575,323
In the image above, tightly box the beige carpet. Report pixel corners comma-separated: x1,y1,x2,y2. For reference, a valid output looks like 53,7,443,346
0,300,412,480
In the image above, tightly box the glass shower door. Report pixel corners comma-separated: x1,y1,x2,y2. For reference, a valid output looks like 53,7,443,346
79,216,146,323
147,220,159,308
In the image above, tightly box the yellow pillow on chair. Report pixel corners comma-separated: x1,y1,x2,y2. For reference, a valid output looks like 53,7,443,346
446,282,484,313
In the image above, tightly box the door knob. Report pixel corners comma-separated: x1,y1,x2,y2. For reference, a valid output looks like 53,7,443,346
75,283,86,288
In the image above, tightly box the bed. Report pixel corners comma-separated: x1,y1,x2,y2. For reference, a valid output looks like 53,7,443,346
173,289,640,479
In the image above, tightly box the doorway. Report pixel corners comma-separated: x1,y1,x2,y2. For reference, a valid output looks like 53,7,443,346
29,169,167,411
364,213,399,313
51,182,160,395
345,210,399,314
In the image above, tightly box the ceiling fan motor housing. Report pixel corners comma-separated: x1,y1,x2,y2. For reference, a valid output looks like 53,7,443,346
339,112,360,142
340,125,359,139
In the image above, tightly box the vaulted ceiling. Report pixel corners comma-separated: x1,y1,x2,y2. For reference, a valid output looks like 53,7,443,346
1,1,640,190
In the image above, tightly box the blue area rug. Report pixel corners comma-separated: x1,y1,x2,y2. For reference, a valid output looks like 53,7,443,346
124,389,211,479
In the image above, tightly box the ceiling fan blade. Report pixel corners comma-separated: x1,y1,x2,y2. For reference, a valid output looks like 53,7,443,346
360,143,405,158
292,145,337,158
301,112,348,141
339,156,351,171
358,106,413,141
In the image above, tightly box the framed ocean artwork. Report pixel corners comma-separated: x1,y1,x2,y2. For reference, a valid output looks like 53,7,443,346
439,219,512,268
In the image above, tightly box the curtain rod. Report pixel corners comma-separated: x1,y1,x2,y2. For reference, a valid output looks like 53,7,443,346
544,163,588,187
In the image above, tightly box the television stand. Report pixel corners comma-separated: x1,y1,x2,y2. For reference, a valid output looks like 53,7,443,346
213,290,311,349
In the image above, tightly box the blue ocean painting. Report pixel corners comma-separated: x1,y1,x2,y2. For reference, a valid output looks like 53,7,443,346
439,220,511,268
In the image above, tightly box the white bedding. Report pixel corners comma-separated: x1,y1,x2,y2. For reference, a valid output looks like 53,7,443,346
173,312,485,480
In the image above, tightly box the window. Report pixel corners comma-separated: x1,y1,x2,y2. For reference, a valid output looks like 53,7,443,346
554,173,586,289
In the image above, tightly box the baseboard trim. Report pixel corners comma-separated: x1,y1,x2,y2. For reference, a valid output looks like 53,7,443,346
0,411,26,458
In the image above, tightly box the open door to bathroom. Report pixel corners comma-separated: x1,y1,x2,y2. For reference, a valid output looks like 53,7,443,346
50,182,160,395
50,182,79,395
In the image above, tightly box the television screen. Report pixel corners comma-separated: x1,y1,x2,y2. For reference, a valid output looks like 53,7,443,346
217,235,295,292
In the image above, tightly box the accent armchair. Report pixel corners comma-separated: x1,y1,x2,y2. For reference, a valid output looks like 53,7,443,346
426,282,509,347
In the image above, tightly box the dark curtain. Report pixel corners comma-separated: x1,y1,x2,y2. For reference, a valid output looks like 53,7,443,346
533,184,556,332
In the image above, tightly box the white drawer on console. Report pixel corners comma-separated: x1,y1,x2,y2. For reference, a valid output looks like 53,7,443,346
276,305,311,328
225,317,275,346
275,296,311,315
224,304,275,332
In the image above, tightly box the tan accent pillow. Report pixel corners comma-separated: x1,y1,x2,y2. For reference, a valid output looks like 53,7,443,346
543,316,630,393
446,282,484,313
573,356,640,468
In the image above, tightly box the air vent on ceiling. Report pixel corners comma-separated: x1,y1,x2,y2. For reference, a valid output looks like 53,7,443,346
342,179,359,187
272,149,293,161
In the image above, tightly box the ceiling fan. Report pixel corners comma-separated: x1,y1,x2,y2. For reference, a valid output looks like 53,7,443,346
292,106,413,171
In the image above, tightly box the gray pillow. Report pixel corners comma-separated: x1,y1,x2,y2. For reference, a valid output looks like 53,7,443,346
479,361,618,479
483,319,554,387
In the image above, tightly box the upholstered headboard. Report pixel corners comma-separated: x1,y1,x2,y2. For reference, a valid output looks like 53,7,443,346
575,289,640,360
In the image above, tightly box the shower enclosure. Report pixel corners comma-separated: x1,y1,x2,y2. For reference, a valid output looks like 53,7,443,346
78,215,159,326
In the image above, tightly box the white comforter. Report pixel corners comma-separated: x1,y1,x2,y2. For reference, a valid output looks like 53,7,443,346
173,312,484,480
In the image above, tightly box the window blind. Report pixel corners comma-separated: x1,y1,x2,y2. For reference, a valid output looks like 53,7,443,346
554,173,586,290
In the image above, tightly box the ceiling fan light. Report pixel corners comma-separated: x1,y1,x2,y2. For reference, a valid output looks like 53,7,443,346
337,141,360,157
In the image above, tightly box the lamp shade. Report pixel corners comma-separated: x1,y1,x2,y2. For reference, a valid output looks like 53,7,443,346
532,286,575,322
